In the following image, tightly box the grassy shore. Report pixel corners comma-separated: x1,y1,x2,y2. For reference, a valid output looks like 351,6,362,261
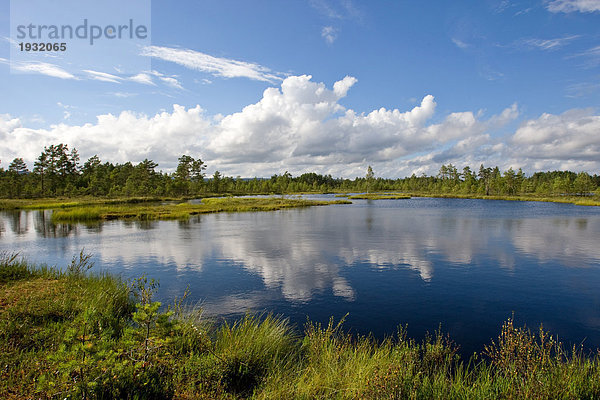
0,197,352,223
1,254,600,399
332,191,600,206
406,192,600,206
342,193,411,200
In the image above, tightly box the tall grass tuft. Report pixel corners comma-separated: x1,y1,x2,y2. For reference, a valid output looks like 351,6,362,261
209,314,298,396
51,206,103,222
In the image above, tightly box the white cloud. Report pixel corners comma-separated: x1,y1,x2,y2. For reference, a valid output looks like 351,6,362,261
309,0,363,21
141,46,283,83
571,45,600,67
129,72,155,85
110,92,138,98
86,69,183,88
519,35,580,50
149,70,183,89
511,108,600,161
515,7,534,15
2,75,599,177
566,81,600,97
0,105,211,169
488,103,520,127
57,102,74,120
310,0,344,19
84,70,123,83
322,26,338,44
159,76,183,89
452,38,469,49
547,0,600,13
494,0,512,13
2,56,179,88
206,76,499,171
11,62,77,80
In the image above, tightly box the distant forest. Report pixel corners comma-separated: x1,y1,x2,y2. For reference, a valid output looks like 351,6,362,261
1,143,599,198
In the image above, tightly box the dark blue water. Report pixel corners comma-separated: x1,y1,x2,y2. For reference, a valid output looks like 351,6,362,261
2,196,600,356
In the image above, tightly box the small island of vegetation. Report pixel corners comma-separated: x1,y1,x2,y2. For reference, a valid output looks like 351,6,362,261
39,197,350,223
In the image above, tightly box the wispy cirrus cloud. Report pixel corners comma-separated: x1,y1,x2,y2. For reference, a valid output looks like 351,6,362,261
518,35,580,51
11,61,77,80
547,0,600,13
309,0,363,21
84,70,123,83
310,0,363,46
569,45,600,67
110,92,138,98
150,70,184,89
565,80,600,97
142,46,283,83
129,72,155,85
3,55,182,89
0,56,75,80
127,70,183,88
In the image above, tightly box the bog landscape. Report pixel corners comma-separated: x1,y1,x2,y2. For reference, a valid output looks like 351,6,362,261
3,1,600,398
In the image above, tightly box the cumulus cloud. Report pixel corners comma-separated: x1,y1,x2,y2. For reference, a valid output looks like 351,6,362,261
511,108,600,161
1,75,599,177
547,0,600,13
0,105,211,170
205,75,473,167
142,45,283,83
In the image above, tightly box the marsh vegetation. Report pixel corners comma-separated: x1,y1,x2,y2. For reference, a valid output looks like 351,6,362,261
0,197,351,222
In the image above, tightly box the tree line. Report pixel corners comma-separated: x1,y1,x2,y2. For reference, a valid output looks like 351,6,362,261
1,144,599,198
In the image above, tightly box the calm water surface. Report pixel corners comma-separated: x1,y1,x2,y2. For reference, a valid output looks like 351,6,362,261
2,196,600,356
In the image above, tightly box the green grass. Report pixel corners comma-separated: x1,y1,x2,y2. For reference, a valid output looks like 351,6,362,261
2,253,600,399
407,193,600,206
0,196,178,210
0,253,133,399
347,193,411,200
332,192,600,206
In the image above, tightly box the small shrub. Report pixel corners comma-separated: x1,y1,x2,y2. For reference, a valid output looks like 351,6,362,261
67,250,95,276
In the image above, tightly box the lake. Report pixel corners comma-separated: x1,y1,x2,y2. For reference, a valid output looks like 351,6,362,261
2,196,600,357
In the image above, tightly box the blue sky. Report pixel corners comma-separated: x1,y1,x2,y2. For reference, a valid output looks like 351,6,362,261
1,0,599,178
